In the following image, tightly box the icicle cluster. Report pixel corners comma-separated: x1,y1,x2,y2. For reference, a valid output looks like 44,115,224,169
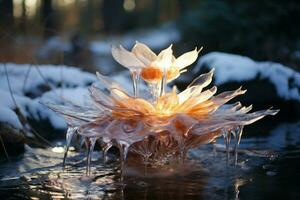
46,42,278,176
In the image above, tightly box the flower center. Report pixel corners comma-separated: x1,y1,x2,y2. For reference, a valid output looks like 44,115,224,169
141,66,180,83
141,66,163,83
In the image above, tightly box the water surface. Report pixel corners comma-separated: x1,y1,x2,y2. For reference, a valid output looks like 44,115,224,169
0,120,299,200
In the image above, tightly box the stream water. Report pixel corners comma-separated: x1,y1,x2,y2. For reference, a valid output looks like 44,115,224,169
0,119,299,200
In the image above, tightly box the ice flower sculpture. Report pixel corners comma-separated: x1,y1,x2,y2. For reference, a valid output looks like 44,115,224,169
46,42,278,176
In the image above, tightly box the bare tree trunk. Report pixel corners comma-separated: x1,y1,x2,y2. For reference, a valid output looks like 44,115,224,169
20,0,27,34
0,0,14,31
178,0,187,15
41,0,55,38
153,0,160,24
101,0,125,33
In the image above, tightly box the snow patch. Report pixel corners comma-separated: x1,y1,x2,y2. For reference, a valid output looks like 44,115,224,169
0,63,96,96
0,89,67,130
195,52,300,101
39,87,92,107
0,107,23,129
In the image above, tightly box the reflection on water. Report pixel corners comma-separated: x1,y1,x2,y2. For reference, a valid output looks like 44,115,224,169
0,121,299,199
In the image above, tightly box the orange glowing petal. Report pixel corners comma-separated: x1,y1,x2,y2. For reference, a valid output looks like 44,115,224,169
119,97,156,114
155,87,179,114
176,87,217,113
141,66,181,83
188,100,218,116
151,114,196,138
166,67,180,81
141,66,163,82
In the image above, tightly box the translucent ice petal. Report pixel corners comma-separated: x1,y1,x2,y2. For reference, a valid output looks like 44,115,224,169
187,68,214,88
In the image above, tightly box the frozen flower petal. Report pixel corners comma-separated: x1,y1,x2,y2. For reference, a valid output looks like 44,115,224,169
111,45,145,70
188,68,215,88
173,48,199,70
96,72,124,91
132,41,157,66
151,45,173,70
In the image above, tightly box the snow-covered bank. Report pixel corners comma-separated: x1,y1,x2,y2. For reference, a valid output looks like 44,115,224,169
0,63,137,134
194,52,300,101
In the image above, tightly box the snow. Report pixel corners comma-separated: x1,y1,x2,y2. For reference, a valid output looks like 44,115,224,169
0,107,23,129
195,52,300,101
90,23,180,55
0,63,98,130
0,63,96,96
0,89,67,130
39,87,93,107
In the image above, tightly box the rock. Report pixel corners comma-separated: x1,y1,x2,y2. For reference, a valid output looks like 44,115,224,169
0,123,26,159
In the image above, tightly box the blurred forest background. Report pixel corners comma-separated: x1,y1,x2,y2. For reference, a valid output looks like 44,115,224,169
0,0,300,71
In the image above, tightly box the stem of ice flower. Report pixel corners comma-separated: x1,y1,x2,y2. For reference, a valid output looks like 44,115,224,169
160,69,167,97
131,71,140,98
148,82,159,102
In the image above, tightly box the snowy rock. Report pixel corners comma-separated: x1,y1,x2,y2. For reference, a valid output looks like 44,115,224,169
192,52,300,117
0,63,98,156
0,87,67,139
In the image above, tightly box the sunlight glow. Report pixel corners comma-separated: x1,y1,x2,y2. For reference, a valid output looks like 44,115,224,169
123,0,136,12
13,0,22,18
52,147,65,153
25,0,38,17
13,0,39,18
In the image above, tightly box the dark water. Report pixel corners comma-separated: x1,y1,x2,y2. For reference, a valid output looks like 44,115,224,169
0,119,299,200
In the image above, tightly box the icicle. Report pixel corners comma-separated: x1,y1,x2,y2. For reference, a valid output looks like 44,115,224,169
102,140,113,164
117,140,130,181
80,136,86,148
177,139,187,164
63,127,77,168
86,137,98,175
222,129,230,164
131,71,140,98
232,126,244,165
212,139,217,157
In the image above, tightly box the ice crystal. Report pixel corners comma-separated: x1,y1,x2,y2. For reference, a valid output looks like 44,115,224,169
46,42,278,177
